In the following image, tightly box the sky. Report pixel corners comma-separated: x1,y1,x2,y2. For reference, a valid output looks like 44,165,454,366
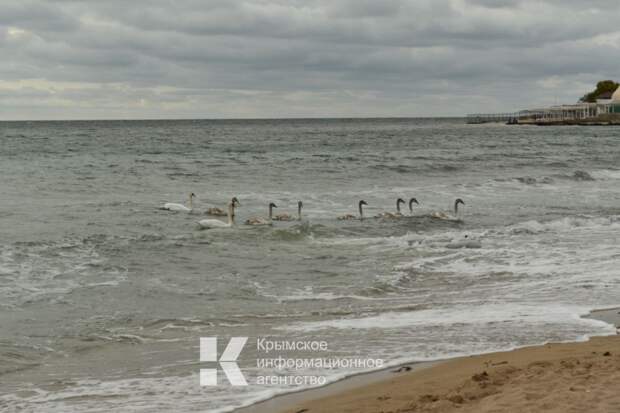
1,0,619,120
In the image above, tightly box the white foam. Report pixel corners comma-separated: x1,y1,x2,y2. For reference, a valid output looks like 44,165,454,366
590,169,620,180
276,303,610,332
505,215,620,235
0,241,127,307
278,291,379,302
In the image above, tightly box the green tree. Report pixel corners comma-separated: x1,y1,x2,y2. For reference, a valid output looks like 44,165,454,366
580,80,619,102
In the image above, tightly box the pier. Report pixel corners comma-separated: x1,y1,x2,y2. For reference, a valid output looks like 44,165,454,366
466,113,520,124
467,89,620,125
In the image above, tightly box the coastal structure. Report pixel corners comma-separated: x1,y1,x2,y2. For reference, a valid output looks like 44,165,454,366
468,86,620,125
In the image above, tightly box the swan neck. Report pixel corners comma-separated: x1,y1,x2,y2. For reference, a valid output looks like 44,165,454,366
359,203,364,220
298,205,302,220
228,204,234,225
269,205,273,219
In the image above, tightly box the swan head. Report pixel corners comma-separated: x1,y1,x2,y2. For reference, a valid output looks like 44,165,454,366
231,197,241,207
190,192,196,198
358,200,368,220
268,202,277,219
454,198,465,214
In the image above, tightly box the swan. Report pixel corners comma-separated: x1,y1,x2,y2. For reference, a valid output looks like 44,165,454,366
408,198,419,215
338,200,368,221
431,198,465,221
198,197,240,229
375,198,406,219
161,193,196,212
205,206,227,217
245,202,277,226
273,201,303,221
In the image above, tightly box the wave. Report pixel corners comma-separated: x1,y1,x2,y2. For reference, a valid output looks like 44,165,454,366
369,164,420,174
278,303,614,333
0,237,128,308
565,170,595,181
266,223,326,241
369,163,463,174
166,172,201,178
590,169,620,180
143,317,214,329
277,291,380,303
514,170,596,185
515,176,555,185
504,215,620,235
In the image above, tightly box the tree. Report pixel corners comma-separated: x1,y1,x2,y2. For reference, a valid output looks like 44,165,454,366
580,80,619,103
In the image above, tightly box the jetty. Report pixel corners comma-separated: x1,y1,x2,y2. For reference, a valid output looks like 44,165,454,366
467,84,620,125
466,113,520,124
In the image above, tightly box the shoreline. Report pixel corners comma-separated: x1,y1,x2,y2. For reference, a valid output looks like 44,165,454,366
235,308,620,413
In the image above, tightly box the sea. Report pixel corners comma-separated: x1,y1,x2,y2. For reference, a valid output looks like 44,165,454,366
0,118,619,412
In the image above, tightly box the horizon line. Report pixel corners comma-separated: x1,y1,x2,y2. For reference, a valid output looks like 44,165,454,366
0,115,466,122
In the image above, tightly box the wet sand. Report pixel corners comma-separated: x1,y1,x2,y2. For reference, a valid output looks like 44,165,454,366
241,309,620,413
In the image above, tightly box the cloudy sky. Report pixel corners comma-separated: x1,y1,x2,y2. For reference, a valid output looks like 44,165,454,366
1,0,619,120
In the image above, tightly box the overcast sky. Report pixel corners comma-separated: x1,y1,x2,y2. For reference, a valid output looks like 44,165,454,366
1,0,619,119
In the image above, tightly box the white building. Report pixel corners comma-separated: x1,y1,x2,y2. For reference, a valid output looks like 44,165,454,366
467,87,620,124
597,87,620,115
516,87,620,123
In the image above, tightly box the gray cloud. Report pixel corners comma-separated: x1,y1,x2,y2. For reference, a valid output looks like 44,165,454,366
1,0,619,119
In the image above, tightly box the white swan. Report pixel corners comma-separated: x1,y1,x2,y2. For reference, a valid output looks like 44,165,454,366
273,201,303,221
375,198,406,219
338,200,368,221
161,193,195,212
198,197,240,229
245,202,277,226
408,197,419,215
431,198,465,221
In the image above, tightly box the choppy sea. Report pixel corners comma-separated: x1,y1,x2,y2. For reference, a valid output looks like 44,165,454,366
0,118,619,412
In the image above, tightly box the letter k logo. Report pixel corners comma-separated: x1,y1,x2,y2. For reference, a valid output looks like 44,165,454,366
200,337,248,386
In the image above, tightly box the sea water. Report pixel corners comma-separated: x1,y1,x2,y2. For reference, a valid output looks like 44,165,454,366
0,119,618,412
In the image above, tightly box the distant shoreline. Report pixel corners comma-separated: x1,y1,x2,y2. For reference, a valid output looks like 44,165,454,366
467,119,620,126
0,116,463,123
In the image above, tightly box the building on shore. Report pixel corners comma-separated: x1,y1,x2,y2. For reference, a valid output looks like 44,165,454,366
467,87,620,125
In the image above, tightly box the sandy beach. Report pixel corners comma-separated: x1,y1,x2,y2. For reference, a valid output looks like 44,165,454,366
244,309,620,413
273,336,620,413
